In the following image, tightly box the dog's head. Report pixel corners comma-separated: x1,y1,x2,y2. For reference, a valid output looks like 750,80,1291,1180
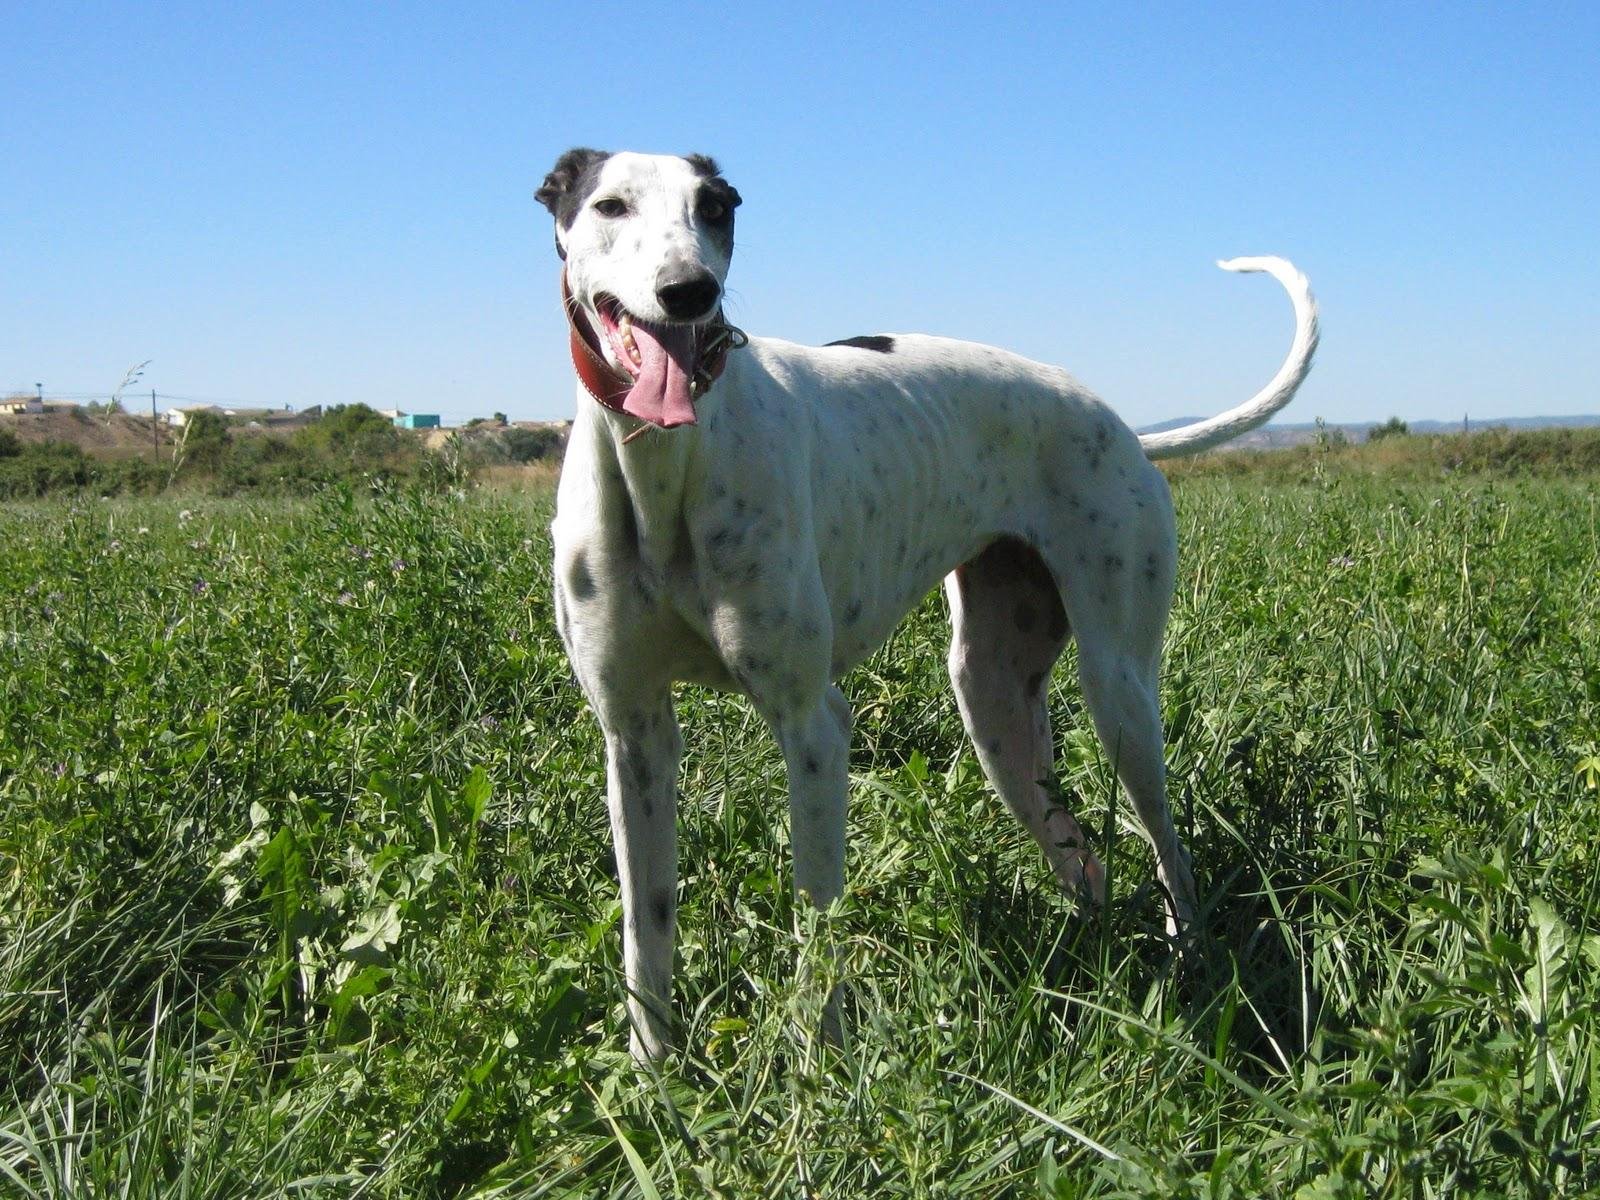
538,149,742,424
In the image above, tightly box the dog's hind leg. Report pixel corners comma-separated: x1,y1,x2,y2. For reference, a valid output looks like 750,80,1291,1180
598,690,683,1060
1071,639,1196,936
1052,496,1197,936
945,538,1106,901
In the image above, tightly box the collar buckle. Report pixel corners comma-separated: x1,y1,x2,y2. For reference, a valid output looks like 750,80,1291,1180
691,320,748,397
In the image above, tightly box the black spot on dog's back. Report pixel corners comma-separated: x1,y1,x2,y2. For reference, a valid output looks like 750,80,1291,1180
826,335,896,353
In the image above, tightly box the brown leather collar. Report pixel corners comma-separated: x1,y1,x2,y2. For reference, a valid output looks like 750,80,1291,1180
562,272,745,430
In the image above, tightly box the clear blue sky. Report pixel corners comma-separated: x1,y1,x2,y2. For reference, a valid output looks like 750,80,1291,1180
4,2,1597,427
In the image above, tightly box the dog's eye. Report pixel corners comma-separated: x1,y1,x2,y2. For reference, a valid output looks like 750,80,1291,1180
593,197,628,218
698,196,727,222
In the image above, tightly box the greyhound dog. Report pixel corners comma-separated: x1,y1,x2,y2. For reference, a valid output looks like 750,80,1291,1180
536,148,1318,1060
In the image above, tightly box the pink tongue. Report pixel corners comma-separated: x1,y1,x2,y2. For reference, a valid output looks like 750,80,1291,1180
624,321,698,428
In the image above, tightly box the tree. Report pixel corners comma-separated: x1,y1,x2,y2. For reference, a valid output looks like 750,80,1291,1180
1368,416,1409,442
291,404,402,466
169,409,231,480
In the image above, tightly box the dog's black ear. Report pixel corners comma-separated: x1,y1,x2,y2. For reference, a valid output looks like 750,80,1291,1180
685,154,742,210
536,147,610,221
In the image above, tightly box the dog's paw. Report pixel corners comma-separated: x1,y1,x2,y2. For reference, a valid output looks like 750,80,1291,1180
1051,848,1107,907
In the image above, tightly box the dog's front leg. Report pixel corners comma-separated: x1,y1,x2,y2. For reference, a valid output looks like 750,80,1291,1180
773,684,852,908
597,692,682,1061
770,684,852,1044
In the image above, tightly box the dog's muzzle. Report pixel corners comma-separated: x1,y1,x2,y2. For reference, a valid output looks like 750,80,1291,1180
563,272,745,434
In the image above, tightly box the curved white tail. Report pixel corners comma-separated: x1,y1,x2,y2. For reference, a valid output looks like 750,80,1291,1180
1139,256,1320,460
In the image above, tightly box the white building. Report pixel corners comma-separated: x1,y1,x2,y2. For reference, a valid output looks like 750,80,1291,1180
165,405,223,427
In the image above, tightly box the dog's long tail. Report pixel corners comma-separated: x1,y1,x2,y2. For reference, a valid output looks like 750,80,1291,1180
1138,256,1320,461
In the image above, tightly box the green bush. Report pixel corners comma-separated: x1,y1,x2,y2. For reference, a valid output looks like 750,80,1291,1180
291,404,404,464
173,410,233,474
0,442,169,498
0,440,94,498
499,425,566,463
1367,415,1409,441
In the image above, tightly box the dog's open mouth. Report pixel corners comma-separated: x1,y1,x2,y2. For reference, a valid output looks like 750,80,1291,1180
593,296,704,429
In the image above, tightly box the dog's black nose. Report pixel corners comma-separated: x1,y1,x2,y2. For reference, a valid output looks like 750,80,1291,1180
655,269,721,321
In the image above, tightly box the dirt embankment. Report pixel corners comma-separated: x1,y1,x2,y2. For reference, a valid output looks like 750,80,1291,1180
0,408,176,458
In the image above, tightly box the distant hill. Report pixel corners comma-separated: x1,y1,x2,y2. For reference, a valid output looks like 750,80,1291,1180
1137,413,1600,449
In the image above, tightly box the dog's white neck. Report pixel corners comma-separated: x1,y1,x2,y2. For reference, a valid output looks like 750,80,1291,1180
571,385,707,581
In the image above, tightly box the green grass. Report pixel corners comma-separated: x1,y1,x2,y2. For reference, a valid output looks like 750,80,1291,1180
2,474,1597,1197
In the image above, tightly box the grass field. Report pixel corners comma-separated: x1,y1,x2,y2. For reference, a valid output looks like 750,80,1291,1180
2,472,1597,1197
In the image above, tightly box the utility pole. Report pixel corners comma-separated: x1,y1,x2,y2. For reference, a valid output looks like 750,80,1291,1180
152,389,160,462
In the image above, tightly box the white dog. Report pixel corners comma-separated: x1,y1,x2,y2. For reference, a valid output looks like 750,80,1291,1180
536,148,1318,1060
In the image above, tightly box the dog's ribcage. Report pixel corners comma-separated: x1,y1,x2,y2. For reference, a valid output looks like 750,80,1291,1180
697,334,1168,676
